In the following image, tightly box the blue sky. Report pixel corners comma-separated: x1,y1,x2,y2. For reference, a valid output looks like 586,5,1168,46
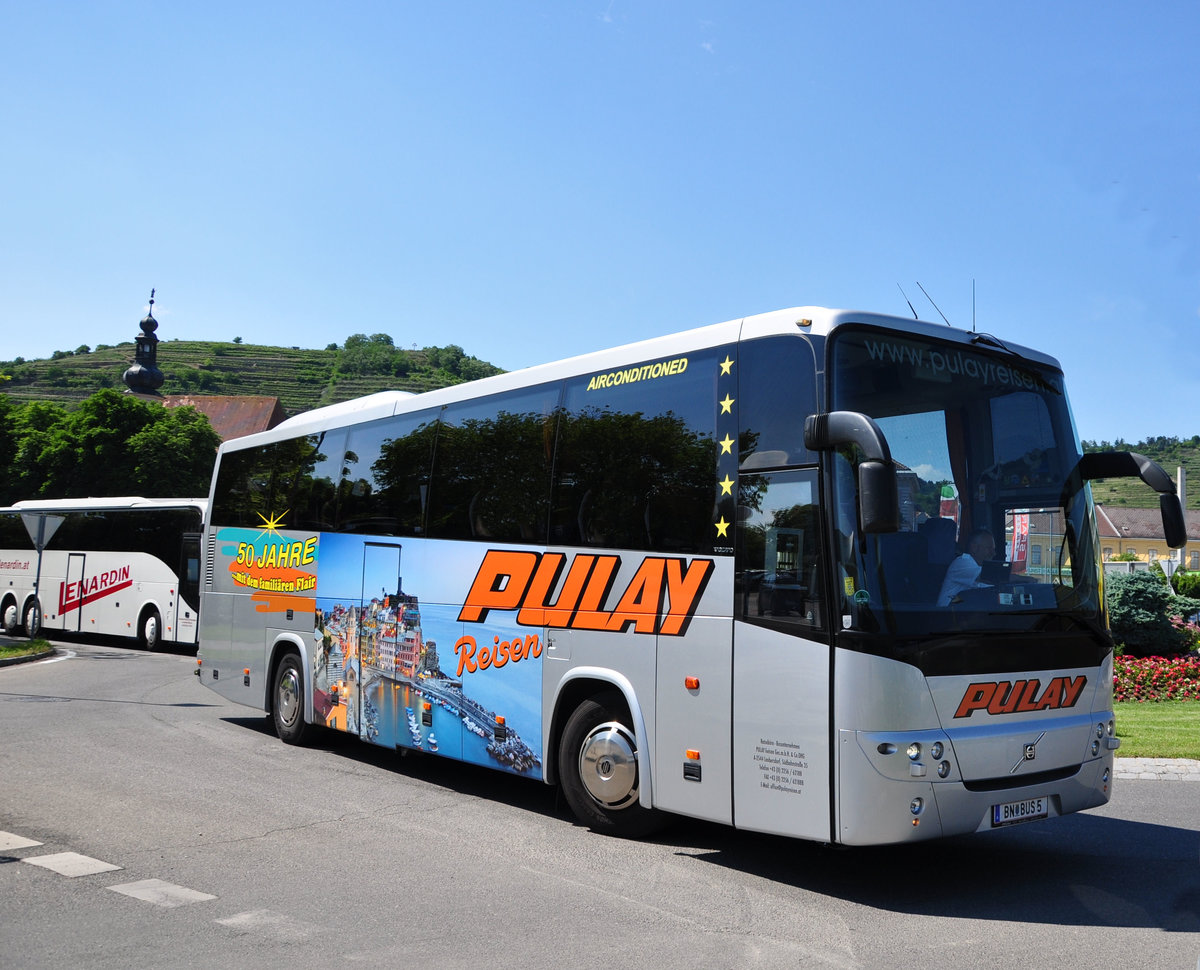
2,2,1196,445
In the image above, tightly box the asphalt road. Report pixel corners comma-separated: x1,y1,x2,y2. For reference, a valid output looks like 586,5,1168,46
1,638,1197,970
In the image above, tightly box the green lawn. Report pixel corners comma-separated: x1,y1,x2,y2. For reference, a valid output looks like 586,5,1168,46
1114,701,1200,759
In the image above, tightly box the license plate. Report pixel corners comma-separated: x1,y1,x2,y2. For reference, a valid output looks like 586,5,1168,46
992,796,1048,827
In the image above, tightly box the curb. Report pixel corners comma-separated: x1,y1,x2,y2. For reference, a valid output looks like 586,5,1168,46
1114,757,1200,781
0,643,56,667
0,646,57,667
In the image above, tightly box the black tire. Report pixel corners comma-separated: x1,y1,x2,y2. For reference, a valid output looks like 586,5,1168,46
272,652,312,745
139,609,162,651
558,693,664,838
23,599,41,639
2,599,19,636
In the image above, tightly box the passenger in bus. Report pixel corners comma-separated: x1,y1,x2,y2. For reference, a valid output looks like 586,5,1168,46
937,528,996,605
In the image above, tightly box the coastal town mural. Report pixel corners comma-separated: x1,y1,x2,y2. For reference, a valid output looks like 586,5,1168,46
309,533,542,777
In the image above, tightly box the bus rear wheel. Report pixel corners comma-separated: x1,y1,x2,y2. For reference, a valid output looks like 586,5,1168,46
139,609,162,651
558,694,664,838
272,652,312,745
2,600,19,636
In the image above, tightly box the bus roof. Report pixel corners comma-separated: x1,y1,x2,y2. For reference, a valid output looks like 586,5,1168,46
217,305,1062,454
3,497,208,514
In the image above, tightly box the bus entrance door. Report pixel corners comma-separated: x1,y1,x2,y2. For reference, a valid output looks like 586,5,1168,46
64,553,86,634
176,534,201,644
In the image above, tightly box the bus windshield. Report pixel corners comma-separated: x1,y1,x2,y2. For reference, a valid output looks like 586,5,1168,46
828,329,1104,658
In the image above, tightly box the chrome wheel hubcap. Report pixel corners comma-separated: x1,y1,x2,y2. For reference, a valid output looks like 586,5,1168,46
278,668,301,726
578,720,638,810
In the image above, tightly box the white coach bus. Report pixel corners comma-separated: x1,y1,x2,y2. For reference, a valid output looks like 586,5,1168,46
196,307,1183,845
0,497,205,649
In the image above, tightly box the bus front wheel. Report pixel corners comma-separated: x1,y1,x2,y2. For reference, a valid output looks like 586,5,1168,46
23,599,41,639
139,609,162,651
558,694,663,838
272,653,311,745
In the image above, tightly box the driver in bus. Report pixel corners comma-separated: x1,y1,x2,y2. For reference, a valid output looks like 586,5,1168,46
937,528,996,605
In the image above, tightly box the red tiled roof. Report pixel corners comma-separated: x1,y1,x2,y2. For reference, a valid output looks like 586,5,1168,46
163,395,286,442
1095,504,1200,542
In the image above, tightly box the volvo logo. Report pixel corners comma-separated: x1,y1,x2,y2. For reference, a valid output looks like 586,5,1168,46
1010,731,1047,774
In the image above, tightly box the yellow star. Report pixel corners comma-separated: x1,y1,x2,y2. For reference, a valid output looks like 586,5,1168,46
715,517,730,538
719,394,734,414
256,509,289,538
719,356,734,375
719,434,735,455
718,475,734,495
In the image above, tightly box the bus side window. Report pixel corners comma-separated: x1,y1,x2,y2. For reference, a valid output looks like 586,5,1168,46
553,349,721,553
211,443,278,529
737,335,818,471
737,470,824,632
367,413,439,538
426,386,560,543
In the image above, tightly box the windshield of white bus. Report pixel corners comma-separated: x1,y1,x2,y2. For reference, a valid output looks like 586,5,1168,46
828,329,1104,644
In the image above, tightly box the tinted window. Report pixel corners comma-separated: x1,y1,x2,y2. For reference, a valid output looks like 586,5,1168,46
738,335,819,470
211,443,279,529
49,508,201,563
737,470,824,632
350,409,439,537
0,512,30,549
426,385,561,542
284,430,346,532
553,349,720,552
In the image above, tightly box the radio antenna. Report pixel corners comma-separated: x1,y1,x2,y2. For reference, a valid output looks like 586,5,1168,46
916,281,951,326
897,283,918,319
972,279,976,332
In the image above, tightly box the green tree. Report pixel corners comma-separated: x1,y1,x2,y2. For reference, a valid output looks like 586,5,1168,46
126,405,221,495
2,389,220,501
7,399,69,502
339,333,398,377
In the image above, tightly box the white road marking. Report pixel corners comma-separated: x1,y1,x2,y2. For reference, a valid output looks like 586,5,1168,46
216,909,315,940
0,831,43,851
23,851,122,877
107,878,217,907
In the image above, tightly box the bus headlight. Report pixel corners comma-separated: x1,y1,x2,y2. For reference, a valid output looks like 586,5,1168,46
937,761,951,778
930,741,943,760
910,797,924,816
907,742,922,761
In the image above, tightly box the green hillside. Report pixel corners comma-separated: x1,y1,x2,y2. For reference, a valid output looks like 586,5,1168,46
0,335,502,417
1083,436,1200,511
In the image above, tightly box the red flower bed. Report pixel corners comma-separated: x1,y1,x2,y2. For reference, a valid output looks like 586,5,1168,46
1114,654,1200,702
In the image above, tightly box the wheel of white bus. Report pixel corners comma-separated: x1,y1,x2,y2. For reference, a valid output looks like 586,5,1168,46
272,653,312,745
558,693,664,838
2,600,19,636
23,599,41,639
139,609,162,651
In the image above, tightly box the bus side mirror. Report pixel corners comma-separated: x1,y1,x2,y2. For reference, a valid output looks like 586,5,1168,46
1161,493,1187,550
858,460,901,535
1076,451,1187,549
804,412,900,534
